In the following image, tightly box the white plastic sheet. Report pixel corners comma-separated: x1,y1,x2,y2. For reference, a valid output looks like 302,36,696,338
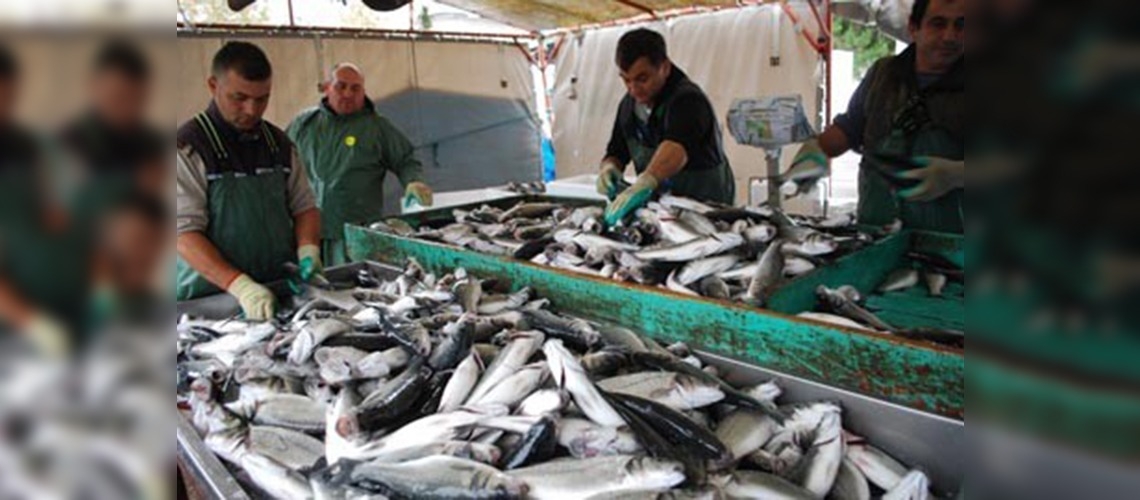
551,4,824,208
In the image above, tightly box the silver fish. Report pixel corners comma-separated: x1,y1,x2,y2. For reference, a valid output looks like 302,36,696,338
924,271,947,297
313,346,369,384
478,287,533,315
743,223,777,244
466,330,545,404
244,394,325,433
474,361,549,408
285,320,349,365
544,339,625,426
500,202,562,222
881,470,931,500
698,275,731,300
512,455,685,500
635,233,745,262
784,256,816,277
829,457,871,500
364,440,502,466
658,194,715,214
238,451,314,499
715,409,779,461
248,425,324,471
795,312,880,332
557,418,642,458
518,388,570,416
745,240,785,306
721,470,816,500
439,350,484,412
676,254,741,285
878,268,920,293
665,271,700,296
782,232,839,256
355,347,410,379
845,442,908,491
678,210,719,236
350,455,529,499
598,371,725,411
574,232,641,252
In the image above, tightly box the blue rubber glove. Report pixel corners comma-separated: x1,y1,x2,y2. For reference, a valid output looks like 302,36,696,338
781,138,829,197
403,182,434,209
596,163,624,200
604,172,658,227
298,244,323,282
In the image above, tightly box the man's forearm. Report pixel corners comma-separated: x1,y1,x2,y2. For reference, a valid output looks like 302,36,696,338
294,208,321,248
817,125,851,158
0,276,37,328
176,231,242,290
644,140,688,182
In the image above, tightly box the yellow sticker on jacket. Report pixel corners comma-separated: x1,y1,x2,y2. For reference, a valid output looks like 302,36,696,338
344,135,357,147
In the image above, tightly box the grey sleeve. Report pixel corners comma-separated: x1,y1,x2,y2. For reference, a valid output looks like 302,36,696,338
176,146,210,234
832,64,877,152
288,149,318,215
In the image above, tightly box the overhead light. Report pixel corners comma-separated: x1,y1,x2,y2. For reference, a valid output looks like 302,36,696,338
362,0,412,11
228,0,257,12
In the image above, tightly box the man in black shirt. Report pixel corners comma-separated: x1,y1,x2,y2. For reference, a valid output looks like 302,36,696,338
598,29,735,226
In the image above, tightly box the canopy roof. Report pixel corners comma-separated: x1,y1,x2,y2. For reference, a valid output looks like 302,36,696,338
437,0,745,32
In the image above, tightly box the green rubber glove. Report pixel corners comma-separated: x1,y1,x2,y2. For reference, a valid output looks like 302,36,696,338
596,163,624,200
403,182,434,209
604,172,658,227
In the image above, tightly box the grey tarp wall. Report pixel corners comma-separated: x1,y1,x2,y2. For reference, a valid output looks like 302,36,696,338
177,35,541,215
551,3,823,208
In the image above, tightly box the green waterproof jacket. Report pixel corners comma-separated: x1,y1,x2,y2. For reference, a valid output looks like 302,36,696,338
287,98,423,254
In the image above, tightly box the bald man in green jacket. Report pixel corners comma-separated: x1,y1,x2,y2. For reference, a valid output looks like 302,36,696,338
287,63,433,266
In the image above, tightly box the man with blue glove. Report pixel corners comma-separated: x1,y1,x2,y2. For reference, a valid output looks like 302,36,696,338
288,62,432,266
784,0,965,233
598,29,735,226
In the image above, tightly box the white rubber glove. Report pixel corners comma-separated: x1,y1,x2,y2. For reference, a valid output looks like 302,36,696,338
896,157,965,202
227,274,275,321
24,313,70,358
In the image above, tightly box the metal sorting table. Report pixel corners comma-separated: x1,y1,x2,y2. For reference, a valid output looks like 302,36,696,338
176,261,964,497
345,195,966,419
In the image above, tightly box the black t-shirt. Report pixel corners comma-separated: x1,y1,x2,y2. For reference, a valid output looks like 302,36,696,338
604,66,726,171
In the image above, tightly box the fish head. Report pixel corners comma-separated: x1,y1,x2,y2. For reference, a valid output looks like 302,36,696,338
629,456,687,487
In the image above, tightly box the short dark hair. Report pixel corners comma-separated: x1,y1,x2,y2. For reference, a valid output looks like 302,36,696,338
211,41,272,81
910,0,931,27
0,43,18,81
615,28,667,71
94,39,151,81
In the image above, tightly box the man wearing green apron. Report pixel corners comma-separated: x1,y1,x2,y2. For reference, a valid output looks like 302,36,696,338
0,45,84,356
597,28,735,226
785,0,965,233
176,42,322,320
287,62,432,266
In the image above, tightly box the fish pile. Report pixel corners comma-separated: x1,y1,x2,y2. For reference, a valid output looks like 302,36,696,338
177,260,942,499
796,252,965,348
370,195,889,308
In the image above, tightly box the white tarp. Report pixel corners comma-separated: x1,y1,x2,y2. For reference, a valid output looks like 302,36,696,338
177,35,541,213
551,4,824,207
